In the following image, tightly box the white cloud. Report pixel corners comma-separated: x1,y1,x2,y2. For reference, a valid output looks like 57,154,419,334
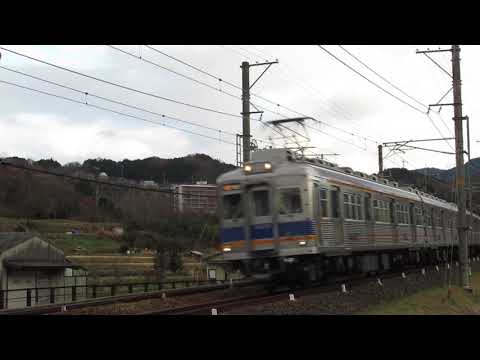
0,44,478,174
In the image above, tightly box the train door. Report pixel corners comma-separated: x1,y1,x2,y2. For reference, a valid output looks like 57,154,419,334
277,185,309,248
331,186,344,248
409,203,416,244
390,199,399,244
365,193,375,246
247,185,274,252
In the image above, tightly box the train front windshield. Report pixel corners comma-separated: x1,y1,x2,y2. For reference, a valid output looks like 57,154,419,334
223,193,243,219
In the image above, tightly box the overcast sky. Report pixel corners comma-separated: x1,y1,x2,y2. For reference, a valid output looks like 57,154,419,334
0,44,477,175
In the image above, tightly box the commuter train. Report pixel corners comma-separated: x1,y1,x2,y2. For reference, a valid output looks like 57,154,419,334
215,148,480,285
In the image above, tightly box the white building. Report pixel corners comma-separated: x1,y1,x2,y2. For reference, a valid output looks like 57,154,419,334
0,233,86,310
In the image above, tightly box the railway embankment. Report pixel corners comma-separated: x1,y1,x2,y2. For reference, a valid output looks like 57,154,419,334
225,261,480,315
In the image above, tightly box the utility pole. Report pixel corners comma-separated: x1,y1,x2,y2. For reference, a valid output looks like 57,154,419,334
451,45,470,289
240,60,278,163
378,145,383,175
416,45,470,289
241,62,250,164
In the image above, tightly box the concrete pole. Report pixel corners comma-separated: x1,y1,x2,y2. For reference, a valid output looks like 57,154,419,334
451,45,470,289
241,62,251,163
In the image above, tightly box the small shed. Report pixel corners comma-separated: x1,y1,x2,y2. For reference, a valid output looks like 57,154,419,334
0,233,87,310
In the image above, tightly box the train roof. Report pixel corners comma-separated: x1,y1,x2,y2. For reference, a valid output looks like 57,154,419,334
217,149,479,217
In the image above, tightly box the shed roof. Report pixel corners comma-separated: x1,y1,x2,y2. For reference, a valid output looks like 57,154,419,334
0,232,37,253
4,259,82,270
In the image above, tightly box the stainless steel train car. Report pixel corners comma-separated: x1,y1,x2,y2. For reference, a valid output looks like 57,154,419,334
216,148,480,284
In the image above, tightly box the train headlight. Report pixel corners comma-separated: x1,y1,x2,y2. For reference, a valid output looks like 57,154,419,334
244,165,252,172
223,247,232,252
298,240,307,246
264,162,272,170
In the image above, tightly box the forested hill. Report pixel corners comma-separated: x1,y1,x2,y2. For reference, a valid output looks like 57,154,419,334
3,153,236,184
82,154,236,184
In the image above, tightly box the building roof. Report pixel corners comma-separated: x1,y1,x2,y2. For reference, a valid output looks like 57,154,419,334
0,233,37,253
3,259,82,270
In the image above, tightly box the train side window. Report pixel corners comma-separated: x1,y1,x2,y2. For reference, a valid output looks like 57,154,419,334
343,193,362,220
373,199,390,223
440,210,444,228
279,188,302,215
319,189,328,218
331,189,340,218
396,203,409,225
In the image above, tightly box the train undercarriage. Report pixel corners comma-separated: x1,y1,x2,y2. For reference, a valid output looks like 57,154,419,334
226,246,480,290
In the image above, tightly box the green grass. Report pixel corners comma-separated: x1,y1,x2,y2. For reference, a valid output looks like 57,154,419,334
358,273,480,315
47,235,121,255
0,216,121,233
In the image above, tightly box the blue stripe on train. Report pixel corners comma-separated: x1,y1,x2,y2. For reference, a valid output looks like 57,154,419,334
222,220,316,243
221,227,244,243
278,220,316,237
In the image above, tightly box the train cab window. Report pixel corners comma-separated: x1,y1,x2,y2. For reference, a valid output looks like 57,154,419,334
319,189,328,218
253,190,270,217
223,194,243,219
279,188,302,215
331,189,340,218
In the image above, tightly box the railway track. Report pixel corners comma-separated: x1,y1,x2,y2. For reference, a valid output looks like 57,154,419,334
138,263,460,315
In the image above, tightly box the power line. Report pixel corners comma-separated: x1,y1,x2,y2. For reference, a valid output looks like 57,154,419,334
0,46,241,119
0,78,238,146
108,45,241,100
145,45,241,90
318,45,456,151
317,45,427,115
214,45,380,146
338,45,429,111
0,65,241,139
240,45,358,120
0,161,218,198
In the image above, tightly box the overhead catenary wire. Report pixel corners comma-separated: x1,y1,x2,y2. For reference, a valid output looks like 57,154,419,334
107,45,242,100
0,46,242,119
216,45,379,144
317,45,427,115
0,78,238,146
0,65,243,139
338,45,429,111
318,45,456,151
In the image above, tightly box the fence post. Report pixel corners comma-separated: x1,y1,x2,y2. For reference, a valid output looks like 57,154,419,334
92,285,97,299
35,288,39,304
72,286,77,302
128,284,133,294
111,285,116,297
26,289,32,307
49,287,55,304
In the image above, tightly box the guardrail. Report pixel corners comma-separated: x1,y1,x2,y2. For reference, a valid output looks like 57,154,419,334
0,278,235,311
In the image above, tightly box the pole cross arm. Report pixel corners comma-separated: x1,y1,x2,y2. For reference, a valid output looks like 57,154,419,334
248,61,279,90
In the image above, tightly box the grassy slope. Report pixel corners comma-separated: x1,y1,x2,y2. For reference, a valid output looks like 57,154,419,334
359,273,480,315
